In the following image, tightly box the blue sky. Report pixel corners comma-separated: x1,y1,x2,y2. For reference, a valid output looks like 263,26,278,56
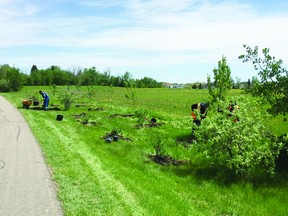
1,0,288,83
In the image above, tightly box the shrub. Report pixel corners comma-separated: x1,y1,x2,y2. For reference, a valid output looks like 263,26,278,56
273,133,288,171
193,98,282,180
57,86,79,110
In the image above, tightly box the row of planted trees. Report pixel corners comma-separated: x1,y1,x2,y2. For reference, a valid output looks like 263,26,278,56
0,64,162,92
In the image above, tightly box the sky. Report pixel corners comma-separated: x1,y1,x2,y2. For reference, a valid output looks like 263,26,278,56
1,0,288,83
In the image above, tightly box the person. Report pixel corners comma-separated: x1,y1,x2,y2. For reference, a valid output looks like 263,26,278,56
218,101,240,122
191,102,209,126
228,101,240,122
39,90,50,111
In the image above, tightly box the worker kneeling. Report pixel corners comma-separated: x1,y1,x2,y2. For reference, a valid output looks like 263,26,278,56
191,102,209,126
218,101,240,122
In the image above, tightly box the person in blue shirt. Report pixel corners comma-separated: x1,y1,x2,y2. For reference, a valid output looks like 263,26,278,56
39,90,50,111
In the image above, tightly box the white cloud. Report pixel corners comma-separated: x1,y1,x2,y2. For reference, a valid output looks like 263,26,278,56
1,0,288,83
79,0,124,8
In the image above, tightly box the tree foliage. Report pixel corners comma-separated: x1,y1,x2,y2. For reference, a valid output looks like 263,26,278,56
239,45,288,115
22,65,162,89
0,65,24,92
193,97,282,180
207,56,233,103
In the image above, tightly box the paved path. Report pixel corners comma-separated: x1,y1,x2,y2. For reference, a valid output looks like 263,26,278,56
0,96,63,216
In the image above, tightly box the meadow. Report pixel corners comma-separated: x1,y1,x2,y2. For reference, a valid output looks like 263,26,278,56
2,86,288,216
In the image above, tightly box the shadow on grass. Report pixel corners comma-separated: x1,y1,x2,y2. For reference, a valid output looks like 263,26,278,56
19,106,61,111
172,165,242,186
173,133,288,187
171,162,288,188
175,133,196,148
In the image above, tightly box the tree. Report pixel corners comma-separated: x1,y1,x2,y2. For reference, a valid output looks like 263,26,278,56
207,56,233,103
48,66,70,85
233,77,241,89
30,69,42,85
135,77,161,88
79,67,100,86
0,65,24,91
194,97,282,179
239,45,288,115
100,69,111,86
247,78,251,89
30,64,38,72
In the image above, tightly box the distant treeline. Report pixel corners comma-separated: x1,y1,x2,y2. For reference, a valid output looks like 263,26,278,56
0,64,162,92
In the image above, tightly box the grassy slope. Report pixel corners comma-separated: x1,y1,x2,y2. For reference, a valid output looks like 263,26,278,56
1,86,288,216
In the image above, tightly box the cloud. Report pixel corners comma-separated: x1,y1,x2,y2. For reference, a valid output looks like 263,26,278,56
1,0,288,83
79,0,124,8
0,0,39,18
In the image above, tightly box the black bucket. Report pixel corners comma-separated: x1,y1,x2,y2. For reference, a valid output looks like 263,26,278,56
33,101,39,106
56,114,64,121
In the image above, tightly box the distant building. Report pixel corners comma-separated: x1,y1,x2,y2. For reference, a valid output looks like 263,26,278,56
169,84,184,89
161,82,171,88
162,82,209,89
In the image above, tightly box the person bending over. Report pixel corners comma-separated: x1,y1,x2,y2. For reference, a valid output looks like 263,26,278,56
39,90,50,111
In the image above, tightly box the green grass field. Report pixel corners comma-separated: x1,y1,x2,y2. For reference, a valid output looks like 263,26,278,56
2,86,288,216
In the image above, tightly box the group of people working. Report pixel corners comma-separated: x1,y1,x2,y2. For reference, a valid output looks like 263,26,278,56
191,101,239,126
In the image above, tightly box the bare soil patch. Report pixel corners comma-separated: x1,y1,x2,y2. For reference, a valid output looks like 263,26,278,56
147,154,190,166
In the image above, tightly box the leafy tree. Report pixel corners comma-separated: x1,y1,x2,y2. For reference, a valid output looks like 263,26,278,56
48,66,71,85
239,45,288,115
0,66,7,80
251,76,260,85
40,69,51,85
119,71,132,87
30,64,38,72
20,73,29,86
57,86,81,110
0,79,9,92
247,78,251,89
0,65,24,91
135,77,161,88
110,76,121,87
123,73,138,104
233,77,241,89
1,63,162,88
193,97,282,180
30,69,42,85
99,69,111,86
207,56,233,103
64,70,77,85
78,67,100,86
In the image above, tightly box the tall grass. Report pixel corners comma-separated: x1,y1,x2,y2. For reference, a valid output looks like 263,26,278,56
1,86,288,216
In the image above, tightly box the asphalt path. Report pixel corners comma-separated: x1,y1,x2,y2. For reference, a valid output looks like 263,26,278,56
0,96,63,216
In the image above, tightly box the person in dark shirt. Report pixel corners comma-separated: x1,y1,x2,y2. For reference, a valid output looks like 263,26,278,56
191,102,209,126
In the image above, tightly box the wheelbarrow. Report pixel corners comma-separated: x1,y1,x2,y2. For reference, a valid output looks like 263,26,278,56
22,99,33,109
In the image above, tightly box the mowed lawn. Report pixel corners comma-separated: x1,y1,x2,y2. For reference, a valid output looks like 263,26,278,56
2,86,288,216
